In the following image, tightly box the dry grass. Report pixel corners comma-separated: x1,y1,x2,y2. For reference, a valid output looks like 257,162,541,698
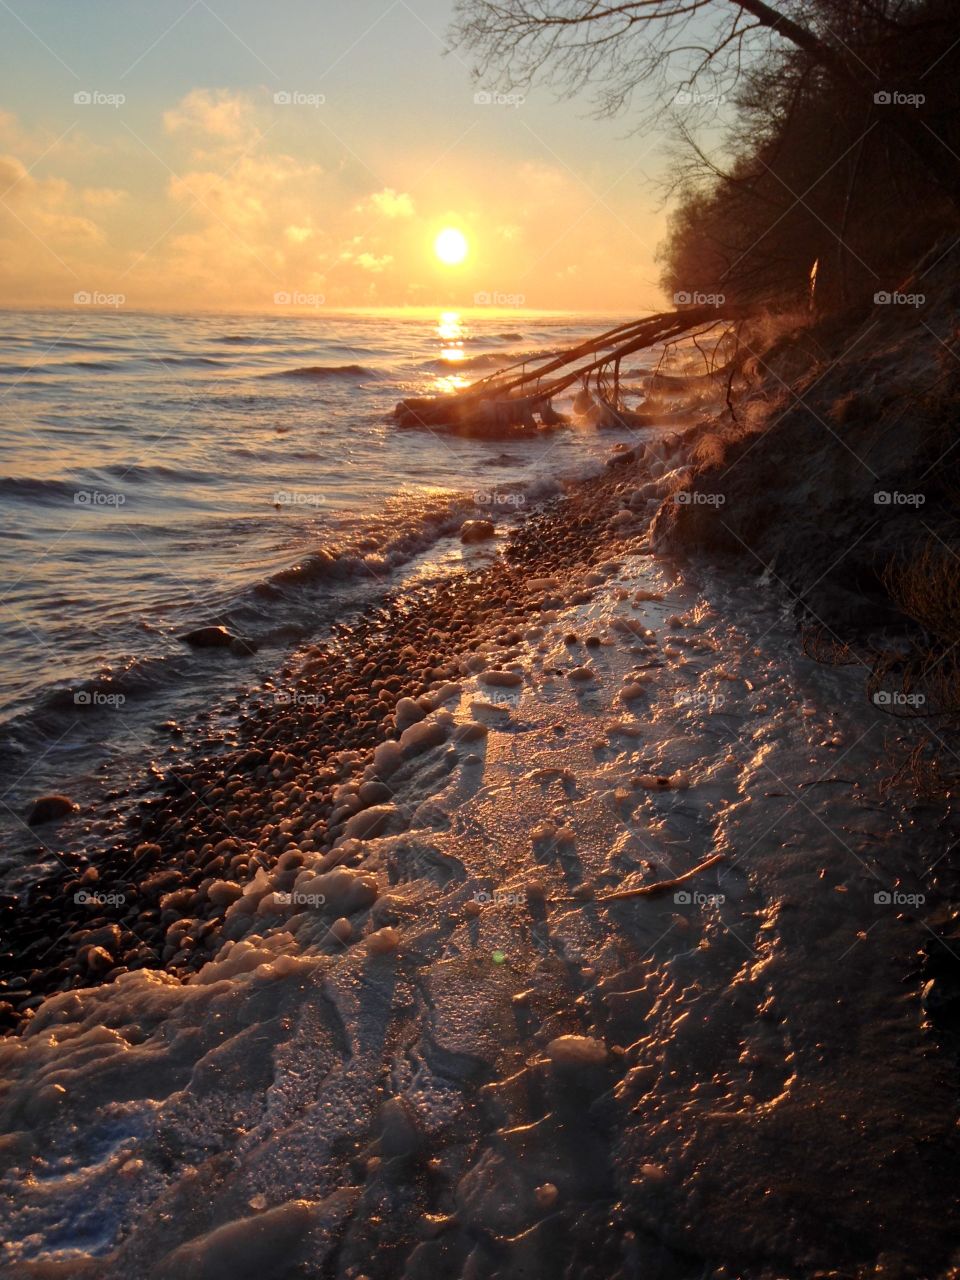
884,539,960,647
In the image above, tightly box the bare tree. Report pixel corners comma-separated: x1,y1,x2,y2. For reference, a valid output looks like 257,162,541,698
451,0,960,206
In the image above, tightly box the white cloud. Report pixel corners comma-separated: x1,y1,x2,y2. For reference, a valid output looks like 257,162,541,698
369,187,414,218
163,89,255,144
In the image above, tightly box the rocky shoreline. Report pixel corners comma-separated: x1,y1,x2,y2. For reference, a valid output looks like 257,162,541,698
0,440,659,1033
4,405,960,1277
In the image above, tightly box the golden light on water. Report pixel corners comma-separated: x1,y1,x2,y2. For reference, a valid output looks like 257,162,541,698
437,309,465,364
434,227,468,266
436,310,468,386
438,310,463,340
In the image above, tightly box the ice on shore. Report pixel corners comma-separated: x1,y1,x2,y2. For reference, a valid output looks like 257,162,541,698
0,552,955,1278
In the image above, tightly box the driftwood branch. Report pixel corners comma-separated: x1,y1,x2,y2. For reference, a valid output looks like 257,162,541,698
591,851,726,903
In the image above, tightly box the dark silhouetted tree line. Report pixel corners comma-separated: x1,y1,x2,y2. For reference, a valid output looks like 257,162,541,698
453,0,960,311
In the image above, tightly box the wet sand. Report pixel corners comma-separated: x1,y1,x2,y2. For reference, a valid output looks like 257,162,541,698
2,434,959,1279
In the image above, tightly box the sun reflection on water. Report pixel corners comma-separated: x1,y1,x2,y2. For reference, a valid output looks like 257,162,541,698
434,310,470,391
437,309,465,364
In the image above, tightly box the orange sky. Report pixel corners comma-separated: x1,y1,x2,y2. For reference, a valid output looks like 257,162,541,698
0,3,672,313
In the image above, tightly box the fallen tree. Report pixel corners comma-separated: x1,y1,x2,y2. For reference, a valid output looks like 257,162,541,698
394,304,741,435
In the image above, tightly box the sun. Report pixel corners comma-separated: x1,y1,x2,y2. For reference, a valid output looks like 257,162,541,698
434,227,468,266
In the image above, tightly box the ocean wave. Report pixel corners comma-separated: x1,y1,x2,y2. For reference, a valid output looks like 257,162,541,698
429,347,559,372
248,485,517,599
428,352,508,372
92,461,215,484
0,476,81,502
144,355,224,367
0,360,119,376
38,655,189,712
264,364,376,380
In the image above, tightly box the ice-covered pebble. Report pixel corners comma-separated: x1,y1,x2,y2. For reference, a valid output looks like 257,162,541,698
208,879,243,906
394,696,426,732
371,740,403,779
544,1035,608,1068
399,718,448,757
365,926,401,956
535,1182,559,1209
329,917,353,943
460,519,495,543
479,668,523,688
342,804,401,841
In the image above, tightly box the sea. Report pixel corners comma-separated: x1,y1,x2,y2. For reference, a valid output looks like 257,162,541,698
0,307,653,848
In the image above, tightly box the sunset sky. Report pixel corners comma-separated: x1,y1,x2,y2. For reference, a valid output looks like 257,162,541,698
0,0,673,312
